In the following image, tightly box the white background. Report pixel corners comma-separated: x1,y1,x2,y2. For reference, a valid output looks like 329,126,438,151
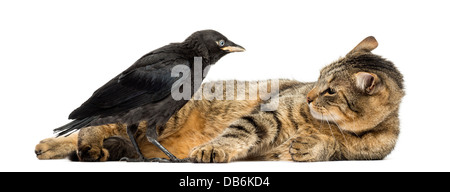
1,0,449,172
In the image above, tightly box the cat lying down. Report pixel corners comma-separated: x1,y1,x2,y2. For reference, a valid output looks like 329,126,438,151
35,36,404,162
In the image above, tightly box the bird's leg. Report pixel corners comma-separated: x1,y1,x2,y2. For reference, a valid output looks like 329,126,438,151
120,124,188,162
120,124,147,162
120,124,166,162
146,125,190,163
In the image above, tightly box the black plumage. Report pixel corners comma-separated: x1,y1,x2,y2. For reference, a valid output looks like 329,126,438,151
53,30,245,161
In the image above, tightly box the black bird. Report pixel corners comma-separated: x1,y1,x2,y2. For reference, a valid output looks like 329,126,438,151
53,30,245,162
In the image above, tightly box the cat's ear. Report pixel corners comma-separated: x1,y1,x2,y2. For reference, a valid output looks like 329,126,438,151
354,72,381,94
347,36,378,57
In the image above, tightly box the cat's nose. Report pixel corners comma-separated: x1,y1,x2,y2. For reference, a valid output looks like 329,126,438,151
306,87,318,105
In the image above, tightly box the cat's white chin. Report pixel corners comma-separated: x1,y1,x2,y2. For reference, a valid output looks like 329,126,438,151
308,104,338,122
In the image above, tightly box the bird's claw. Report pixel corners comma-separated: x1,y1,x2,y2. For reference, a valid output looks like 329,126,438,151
169,158,191,163
119,156,191,163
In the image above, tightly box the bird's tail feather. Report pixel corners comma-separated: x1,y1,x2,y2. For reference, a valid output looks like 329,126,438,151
53,116,96,137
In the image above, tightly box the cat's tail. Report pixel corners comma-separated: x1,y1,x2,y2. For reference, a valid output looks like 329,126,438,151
68,136,139,161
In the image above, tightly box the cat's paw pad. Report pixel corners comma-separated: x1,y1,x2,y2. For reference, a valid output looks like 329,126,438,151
77,145,109,162
289,135,327,162
189,144,231,163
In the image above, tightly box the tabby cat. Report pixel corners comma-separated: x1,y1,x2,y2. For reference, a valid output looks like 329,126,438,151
35,36,404,162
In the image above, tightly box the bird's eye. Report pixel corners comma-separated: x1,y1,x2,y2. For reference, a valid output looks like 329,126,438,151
218,40,225,47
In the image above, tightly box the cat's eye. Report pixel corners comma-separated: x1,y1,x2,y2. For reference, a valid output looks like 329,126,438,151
325,88,336,95
218,40,225,47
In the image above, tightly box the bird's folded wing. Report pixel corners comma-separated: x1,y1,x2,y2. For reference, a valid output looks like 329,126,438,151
68,58,191,120
118,59,189,94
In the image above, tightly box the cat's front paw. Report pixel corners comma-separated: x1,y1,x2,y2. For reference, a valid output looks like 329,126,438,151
189,144,232,163
289,135,333,162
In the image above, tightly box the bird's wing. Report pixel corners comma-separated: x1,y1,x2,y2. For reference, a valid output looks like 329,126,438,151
117,58,190,95
68,57,191,119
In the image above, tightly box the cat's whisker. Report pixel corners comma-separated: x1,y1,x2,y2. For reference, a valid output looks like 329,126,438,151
326,110,349,146
325,118,336,142
319,111,324,132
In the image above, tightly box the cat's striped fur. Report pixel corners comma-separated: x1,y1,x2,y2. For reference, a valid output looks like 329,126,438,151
35,36,404,162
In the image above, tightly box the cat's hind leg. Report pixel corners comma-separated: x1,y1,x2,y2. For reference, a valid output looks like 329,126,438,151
35,133,78,160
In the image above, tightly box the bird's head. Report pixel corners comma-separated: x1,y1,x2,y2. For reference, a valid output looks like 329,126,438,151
185,29,245,64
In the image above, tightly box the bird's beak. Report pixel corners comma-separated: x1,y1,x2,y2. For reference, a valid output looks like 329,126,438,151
221,43,246,52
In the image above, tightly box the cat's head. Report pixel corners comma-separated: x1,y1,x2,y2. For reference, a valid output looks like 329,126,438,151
306,36,404,134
